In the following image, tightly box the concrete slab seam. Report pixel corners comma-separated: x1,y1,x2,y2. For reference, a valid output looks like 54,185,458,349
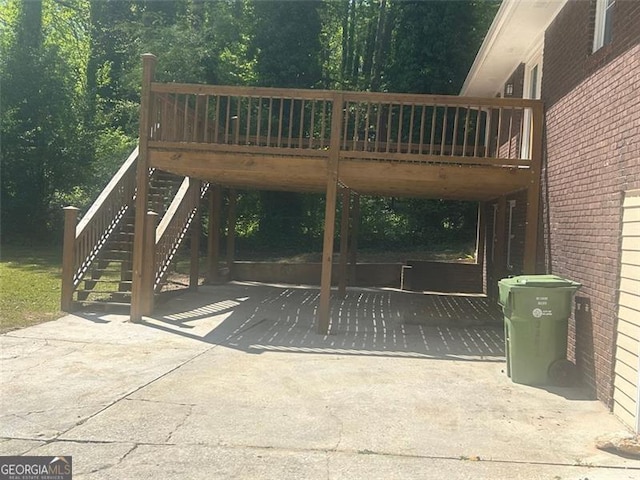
3,437,639,472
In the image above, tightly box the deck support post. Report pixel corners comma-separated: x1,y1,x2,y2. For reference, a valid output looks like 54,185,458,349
207,185,222,282
524,102,544,274
494,196,507,280
226,189,237,280
349,193,359,266
140,211,158,316
475,202,487,293
61,206,80,312
318,178,338,334
131,53,156,323
475,202,486,267
524,186,541,274
338,188,350,297
190,180,201,291
318,93,343,335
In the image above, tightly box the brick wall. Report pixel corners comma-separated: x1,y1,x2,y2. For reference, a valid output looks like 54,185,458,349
541,0,640,406
544,0,640,107
503,63,525,99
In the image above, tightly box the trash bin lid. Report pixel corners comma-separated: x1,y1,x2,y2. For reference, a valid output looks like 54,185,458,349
499,275,581,288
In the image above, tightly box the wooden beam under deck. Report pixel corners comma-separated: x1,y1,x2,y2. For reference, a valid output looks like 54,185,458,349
149,148,531,201
338,160,531,200
150,149,328,194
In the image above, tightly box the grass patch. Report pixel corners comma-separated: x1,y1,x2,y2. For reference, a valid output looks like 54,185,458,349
0,245,63,333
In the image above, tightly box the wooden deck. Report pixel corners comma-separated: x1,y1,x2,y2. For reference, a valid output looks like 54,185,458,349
132,54,544,333
146,83,541,200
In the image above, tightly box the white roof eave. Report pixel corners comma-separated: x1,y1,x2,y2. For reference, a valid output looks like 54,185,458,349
460,0,568,98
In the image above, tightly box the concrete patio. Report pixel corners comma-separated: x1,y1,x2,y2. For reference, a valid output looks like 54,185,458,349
1,282,639,479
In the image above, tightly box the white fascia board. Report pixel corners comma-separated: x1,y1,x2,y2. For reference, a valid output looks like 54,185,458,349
460,0,568,98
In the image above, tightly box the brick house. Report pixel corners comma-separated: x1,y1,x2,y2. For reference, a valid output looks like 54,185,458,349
462,0,640,431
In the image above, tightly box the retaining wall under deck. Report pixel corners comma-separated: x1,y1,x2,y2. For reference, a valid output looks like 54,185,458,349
232,261,484,294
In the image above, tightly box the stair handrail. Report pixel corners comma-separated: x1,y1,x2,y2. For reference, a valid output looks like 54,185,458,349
72,147,139,286
153,177,207,291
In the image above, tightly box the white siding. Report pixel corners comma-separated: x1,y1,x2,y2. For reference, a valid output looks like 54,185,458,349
613,191,640,432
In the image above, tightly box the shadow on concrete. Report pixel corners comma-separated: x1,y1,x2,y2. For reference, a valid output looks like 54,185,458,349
537,384,596,401
139,282,505,362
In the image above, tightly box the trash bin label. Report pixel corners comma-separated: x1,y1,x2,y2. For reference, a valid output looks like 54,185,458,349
536,296,548,305
532,307,553,318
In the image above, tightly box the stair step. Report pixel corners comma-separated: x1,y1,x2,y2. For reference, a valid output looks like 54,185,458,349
71,166,188,307
106,244,133,251
77,289,131,295
90,268,132,274
102,252,132,257
76,300,132,308
85,280,132,285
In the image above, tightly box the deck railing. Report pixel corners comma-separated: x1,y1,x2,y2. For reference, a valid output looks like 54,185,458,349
61,142,208,311
153,178,208,292
61,147,139,310
148,82,541,167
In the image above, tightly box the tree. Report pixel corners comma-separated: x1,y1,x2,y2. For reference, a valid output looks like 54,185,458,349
250,0,324,248
251,0,323,89
386,1,498,94
1,0,87,241
0,0,498,251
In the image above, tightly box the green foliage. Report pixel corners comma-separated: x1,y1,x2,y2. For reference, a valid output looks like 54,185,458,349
1,0,88,242
91,128,137,194
386,1,499,94
358,197,477,250
251,0,323,88
0,0,496,252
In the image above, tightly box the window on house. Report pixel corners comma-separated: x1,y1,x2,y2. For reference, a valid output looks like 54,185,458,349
593,0,615,52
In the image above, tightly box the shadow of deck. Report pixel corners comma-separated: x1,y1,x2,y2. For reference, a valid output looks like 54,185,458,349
140,283,505,362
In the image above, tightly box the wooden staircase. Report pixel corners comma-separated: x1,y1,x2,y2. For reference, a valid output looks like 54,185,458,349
73,170,184,307
61,148,207,311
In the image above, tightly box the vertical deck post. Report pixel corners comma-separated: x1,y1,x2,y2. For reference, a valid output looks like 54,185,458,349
318,93,343,334
207,185,222,282
338,188,350,297
494,196,507,279
226,189,237,280
131,53,156,323
140,211,158,316
348,193,360,266
475,202,486,268
475,202,487,294
61,206,80,312
190,180,201,291
524,101,544,273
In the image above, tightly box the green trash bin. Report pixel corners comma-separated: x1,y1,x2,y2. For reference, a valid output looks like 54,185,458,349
498,275,581,386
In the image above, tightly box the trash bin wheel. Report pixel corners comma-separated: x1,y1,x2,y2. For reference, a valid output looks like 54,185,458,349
548,359,577,387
